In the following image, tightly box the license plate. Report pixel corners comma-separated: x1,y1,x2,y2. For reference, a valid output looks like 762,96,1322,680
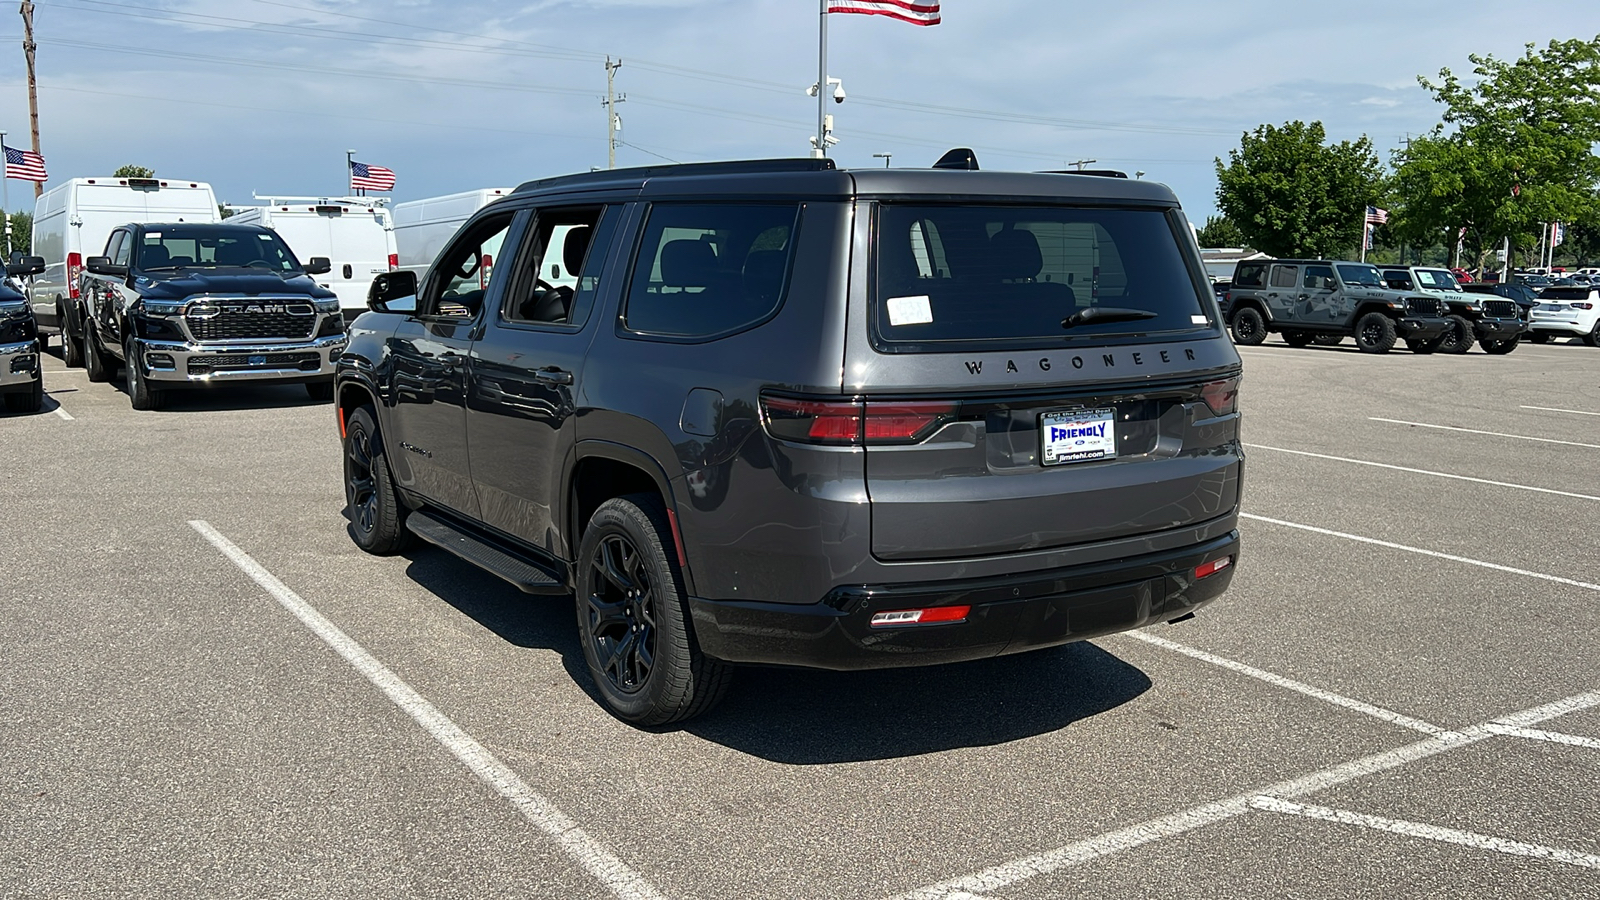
248,355,267,366
1041,408,1116,466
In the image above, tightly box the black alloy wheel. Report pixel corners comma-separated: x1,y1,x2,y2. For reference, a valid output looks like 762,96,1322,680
1587,322,1600,348
1354,312,1396,353
343,405,410,554
1439,315,1474,354
576,494,730,725
124,338,166,411
1229,308,1266,345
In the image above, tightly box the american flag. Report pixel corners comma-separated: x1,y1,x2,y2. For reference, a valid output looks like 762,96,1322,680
1364,205,1389,225
4,144,48,182
1552,222,1565,248
827,1,941,26
349,160,396,192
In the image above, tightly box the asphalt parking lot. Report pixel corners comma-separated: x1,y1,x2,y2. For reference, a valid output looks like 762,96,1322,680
5,334,1600,899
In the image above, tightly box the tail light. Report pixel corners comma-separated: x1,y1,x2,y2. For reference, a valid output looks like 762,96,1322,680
67,252,82,299
870,605,970,627
1572,303,1594,310
1200,376,1240,416
388,253,399,271
479,253,493,289
761,395,955,445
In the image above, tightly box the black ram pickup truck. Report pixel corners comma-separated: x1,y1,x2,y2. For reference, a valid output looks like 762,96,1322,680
78,222,345,410
1,256,48,413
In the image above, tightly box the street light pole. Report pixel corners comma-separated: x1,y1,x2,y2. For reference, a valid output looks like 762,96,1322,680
815,0,828,158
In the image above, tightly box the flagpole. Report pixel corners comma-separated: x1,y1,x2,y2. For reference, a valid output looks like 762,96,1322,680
1,130,10,259
816,0,828,158
1359,208,1367,263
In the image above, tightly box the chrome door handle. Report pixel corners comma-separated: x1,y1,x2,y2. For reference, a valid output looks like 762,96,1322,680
534,367,573,385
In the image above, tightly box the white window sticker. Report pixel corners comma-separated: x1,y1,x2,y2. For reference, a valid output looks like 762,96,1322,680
144,233,161,240
886,294,933,326
1191,315,1208,325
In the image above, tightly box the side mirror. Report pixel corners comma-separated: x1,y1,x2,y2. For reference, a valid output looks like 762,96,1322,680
304,256,332,276
367,270,418,313
85,256,128,277
6,255,44,277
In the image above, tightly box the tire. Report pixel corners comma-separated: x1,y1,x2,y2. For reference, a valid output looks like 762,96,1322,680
1407,336,1442,354
1229,307,1267,345
124,338,166,411
1530,332,1552,344
60,311,83,368
305,380,334,402
83,319,114,382
1481,338,1517,355
1439,315,1474,354
576,494,731,726
1311,335,1344,346
1282,331,1312,348
343,405,411,555
3,379,42,413
1587,322,1600,348
1353,312,1397,353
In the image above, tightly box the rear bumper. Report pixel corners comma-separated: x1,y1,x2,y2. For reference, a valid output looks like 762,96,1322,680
1396,316,1450,339
134,334,347,386
1529,319,1592,336
0,338,40,391
689,531,1239,670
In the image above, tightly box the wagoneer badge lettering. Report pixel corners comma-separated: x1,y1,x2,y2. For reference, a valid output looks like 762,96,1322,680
966,347,1199,376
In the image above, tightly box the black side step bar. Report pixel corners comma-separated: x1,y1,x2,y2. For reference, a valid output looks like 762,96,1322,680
406,510,568,595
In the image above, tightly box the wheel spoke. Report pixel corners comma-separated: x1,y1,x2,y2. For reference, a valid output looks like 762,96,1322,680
605,631,637,686
586,592,631,636
598,537,636,594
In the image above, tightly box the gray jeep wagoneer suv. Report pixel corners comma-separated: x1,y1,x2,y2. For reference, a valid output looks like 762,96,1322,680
337,154,1244,724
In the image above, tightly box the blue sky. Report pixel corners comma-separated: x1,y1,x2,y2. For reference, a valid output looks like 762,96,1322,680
1,0,1597,222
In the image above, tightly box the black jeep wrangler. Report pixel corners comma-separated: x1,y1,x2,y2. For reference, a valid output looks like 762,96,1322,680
338,154,1244,725
1,256,48,413
1227,259,1451,352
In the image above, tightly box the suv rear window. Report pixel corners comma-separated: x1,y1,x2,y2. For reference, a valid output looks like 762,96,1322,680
1233,261,1265,287
874,205,1207,349
623,203,800,339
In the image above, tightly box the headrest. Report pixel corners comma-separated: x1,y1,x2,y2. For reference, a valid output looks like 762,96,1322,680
660,240,718,287
743,250,786,298
140,244,170,267
562,226,591,275
990,228,1042,281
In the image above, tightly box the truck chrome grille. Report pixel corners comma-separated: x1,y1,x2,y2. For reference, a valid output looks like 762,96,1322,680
187,352,322,375
1482,300,1519,319
185,301,317,341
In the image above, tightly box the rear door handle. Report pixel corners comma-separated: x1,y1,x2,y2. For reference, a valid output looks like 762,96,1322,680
534,367,573,385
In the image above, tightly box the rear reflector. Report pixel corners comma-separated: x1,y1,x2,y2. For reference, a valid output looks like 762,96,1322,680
1194,557,1232,580
870,605,971,627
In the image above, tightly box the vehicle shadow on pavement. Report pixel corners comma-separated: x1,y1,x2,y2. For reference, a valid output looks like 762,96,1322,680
127,382,333,412
686,643,1151,763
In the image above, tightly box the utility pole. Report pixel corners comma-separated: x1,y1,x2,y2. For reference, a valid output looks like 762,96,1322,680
603,56,625,170
1068,158,1096,171
20,0,42,198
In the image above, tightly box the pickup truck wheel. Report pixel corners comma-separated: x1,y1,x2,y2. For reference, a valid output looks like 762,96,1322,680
343,405,411,555
1311,334,1344,346
576,494,731,726
1481,338,1517,355
59,313,82,367
1282,331,1312,348
124,339,166,411
305,381,334,402
1354,312,1397,353
1439,315,1474,354
1229,307,1266,345
83,319,114,382
3,378,42,413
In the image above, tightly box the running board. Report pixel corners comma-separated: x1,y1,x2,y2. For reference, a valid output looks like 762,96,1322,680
406,510,567,595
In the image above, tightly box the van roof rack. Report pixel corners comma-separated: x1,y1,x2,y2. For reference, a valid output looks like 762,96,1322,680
513,157,836,194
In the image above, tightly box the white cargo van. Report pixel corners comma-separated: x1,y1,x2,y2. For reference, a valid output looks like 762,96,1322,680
30,176,218,349
392,188,509,276
226,197,397,319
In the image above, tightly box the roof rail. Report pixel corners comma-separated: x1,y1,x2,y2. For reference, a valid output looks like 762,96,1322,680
248,194,389,207
513,157,837,194
1040,169,1129,179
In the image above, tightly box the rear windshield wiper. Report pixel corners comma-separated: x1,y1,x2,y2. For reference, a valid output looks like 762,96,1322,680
1061,307,1159,329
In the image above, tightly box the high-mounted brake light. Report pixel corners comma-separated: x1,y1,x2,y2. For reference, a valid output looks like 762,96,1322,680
761,395,955,445
1194,557,1232,580
1200,377,1240,416
870,605,971,627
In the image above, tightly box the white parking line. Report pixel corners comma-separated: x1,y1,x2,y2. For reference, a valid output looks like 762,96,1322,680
1521,405,1600,417
1240,513,1600,594
1250,796,1600,870
1244,443,1600,502
188,521,667,900
1485,723,1600,750
891,691,1600,900
1369,417,1600,450
1122,631,1446,735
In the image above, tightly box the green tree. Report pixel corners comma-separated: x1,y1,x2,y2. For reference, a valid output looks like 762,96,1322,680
4,210,30,256
1195,215,1246,248
113,164,154,178
1392,37,1600,273
1215,121,1386,258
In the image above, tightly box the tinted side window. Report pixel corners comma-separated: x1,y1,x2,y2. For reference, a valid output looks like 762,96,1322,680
425,213,514,319
503,206,617,327
1234,262,1265,287
1269,265,1298,288
1303,265,1333,289
623,203,799,338
106,231,129,266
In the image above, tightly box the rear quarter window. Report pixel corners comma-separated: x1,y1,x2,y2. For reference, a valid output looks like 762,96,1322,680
1233,262,1266,287
622,203,800,340
874,204,1209,350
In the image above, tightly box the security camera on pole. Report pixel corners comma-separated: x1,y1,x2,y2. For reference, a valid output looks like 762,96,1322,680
812,1,941,158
